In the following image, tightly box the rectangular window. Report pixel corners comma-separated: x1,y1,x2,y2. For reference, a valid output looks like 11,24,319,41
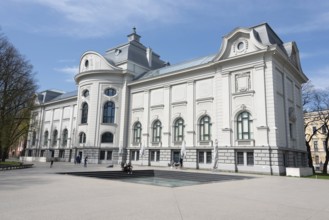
40,150,45,157
199,151,204,163
323,141,327,151
237,152,244,165
150,150,160,161
156,150,160,161
151,151,155,161
100,151,105,160
59,150,65,158
206,152,212,164
131,150,139,161
247,152,254,165
322,125,327,134
289,123,293,139
107,151,112,160
313,126,317,134
314,141,318,151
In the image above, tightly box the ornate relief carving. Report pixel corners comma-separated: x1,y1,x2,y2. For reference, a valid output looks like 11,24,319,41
235,72,251,92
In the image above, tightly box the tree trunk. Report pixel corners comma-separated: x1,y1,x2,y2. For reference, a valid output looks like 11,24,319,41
306,141,315,174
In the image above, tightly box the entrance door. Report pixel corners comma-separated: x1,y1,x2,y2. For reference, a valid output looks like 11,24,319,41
172,151,180,163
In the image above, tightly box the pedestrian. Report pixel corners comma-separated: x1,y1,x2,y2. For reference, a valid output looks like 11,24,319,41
84,156,88,167
50,157,54,168
180,157,183,168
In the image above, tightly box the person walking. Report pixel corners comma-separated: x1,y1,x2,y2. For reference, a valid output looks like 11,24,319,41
50,157,54,168
84,156,88,167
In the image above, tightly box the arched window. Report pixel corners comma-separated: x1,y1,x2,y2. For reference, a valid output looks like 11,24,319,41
103,101,115,123
104,88,116,96
62,129,68,147
174,118,184,142
43,131,49,146
152,120,162,143
101,132,114,143
79,132,86,144
52,129,58,146
81,102,88,124
32,131,37,146
237,111,253,140
199,115,211,141
133,122,142,143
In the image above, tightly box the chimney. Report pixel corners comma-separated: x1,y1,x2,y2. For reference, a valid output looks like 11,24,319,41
146,47,152,67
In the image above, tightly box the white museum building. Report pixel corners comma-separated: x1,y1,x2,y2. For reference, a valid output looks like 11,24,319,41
25,23,308,175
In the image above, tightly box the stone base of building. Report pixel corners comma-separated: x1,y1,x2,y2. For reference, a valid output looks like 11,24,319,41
286,167,313,177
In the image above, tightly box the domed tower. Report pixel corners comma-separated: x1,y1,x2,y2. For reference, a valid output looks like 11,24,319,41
74,28,166,164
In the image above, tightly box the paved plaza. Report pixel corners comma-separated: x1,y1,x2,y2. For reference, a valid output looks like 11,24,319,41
1,162,328,220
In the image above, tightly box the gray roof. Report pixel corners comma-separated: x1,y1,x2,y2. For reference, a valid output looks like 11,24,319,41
46,90,77,103
103,32,166,70
137,54,215,80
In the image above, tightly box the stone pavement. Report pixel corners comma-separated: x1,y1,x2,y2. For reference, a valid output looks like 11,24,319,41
0,161,328,220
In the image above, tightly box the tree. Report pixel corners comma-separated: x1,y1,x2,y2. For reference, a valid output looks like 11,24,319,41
0,32,37,161
303,81,329,174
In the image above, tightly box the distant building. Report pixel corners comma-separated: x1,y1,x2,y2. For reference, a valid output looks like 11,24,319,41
25,23,308,175
304,111,328,171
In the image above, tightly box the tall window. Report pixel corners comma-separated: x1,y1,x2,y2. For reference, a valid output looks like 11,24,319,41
52,130,58,146
152,120,162,143
62,129,68,147
314,141,318,152
79,132,86,144
103,101,115,123
43,131,49,146
101,132,113,143
247,152,254,165
322,125,327,134
81,102,88,124
174,118,184,142
237,152,244,165
133,122,142,143
237,111,253,140
32,131,37,146
312,126,317,134
104,88,116,96
199,115,211,141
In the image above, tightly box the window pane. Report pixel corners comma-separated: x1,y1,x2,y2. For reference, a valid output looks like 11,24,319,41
156,151,160,161
107,151,112,160
247,152,254,165
237,152,244,165
199,151,204,163
206,152,212,163
100,151,105,160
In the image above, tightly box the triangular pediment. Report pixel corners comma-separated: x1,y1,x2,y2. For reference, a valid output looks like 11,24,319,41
79,51,121,73
213,27,267,61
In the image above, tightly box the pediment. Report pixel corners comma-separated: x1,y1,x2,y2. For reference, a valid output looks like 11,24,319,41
213,28,267,61
79,51,121,73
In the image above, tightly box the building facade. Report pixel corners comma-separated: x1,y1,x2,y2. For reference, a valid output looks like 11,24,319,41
304,111,329,171
26,23,308,175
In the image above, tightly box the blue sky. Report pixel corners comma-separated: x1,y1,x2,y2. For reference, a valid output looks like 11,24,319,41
0,0,328,92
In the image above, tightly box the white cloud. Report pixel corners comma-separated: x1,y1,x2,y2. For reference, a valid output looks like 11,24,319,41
21,0,196,38
54,66,78,83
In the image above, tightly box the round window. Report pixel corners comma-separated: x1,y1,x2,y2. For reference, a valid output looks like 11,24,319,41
237,42,244,51
104,88,116,96
83,90,89,97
